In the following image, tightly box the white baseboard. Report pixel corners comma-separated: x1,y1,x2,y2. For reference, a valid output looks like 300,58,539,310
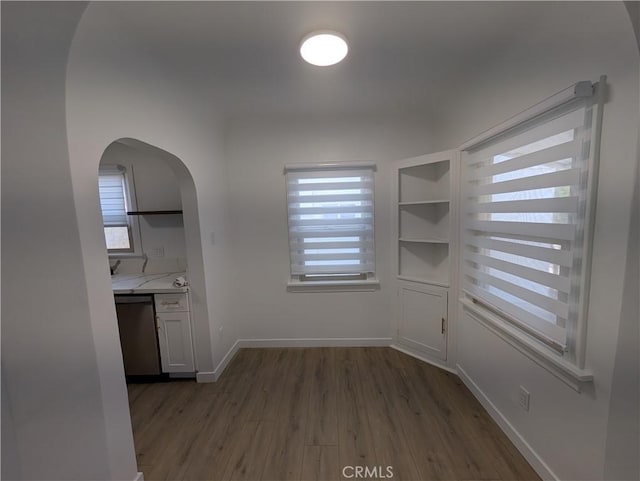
214,339,241,380
195,371,216,383
456,364,558,481
390,343,457,375
197,338,392,383
133,472,144,481
196,340,241,383
236,337,392,348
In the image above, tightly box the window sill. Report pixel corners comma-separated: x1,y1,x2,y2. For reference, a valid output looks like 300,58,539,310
459,297,593,392
287,279,380,293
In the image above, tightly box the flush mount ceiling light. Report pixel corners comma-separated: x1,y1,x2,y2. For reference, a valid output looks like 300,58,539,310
299,31,348,66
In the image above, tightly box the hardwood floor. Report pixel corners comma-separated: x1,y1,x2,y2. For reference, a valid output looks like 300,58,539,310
127,348,540,481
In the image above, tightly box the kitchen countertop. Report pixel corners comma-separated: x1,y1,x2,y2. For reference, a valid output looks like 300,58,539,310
111,272,188,294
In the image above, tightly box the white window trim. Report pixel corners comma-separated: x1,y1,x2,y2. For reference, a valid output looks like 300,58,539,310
100,162,143,258
458,77,606,375
284,161,379,291
287,278,380,293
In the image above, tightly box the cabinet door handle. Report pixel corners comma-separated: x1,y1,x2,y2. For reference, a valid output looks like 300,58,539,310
441,318,446,334
155,316,161,330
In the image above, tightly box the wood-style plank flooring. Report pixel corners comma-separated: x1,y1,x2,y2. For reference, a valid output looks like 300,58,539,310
127,348,540,481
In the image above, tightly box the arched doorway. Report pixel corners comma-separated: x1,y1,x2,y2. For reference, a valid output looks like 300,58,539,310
97,138,214,379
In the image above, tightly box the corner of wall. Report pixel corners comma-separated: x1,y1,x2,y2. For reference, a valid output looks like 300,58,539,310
603,130,640,480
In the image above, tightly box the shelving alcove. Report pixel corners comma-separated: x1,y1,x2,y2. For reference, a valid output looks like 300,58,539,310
392,150,459,365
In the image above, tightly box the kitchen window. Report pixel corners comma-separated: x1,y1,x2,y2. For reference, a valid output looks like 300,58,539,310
285,163,378,290
98,165,137,253
461,80,603,367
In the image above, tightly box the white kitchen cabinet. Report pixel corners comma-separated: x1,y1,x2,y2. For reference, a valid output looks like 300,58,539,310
397,282,448,360
155,293,194,373
154,292,189,312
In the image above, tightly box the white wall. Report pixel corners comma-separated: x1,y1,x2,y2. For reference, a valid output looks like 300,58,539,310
65,2,233,381
3,2,637,480
433,3,639,480
225,115,435,343
1,2,137,480
1,3,235,477
603,133,639,480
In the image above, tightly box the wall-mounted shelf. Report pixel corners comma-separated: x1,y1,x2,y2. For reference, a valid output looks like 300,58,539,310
398,200,449,206
127,210,183,215
399,238,449,244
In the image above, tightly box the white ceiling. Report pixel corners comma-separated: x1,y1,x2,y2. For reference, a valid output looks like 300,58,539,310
102,1,626,118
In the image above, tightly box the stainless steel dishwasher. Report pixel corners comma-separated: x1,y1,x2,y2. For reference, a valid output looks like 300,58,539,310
115,295,162,376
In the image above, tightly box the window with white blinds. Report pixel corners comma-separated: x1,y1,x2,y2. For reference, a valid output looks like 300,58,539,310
285,165,376,280
98,165,132,251
462,98,597,353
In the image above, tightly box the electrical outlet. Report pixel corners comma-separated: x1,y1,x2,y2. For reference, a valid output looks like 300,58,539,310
518,386,530,411
148,247,164,258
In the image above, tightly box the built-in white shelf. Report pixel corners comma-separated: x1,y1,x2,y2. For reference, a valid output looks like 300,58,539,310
397,157,452,285
399,159,450,203
393,150,458,364
397,275,449,288
398,241,449,284
398,199,450,206
399,201,450,241
399,238,449,244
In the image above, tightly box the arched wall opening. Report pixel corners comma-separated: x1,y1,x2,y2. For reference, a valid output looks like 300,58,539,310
98,137,214,377
65,0,233,390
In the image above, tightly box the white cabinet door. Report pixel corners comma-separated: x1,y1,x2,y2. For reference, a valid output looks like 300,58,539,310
156,311,195,373
398,283,447,360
